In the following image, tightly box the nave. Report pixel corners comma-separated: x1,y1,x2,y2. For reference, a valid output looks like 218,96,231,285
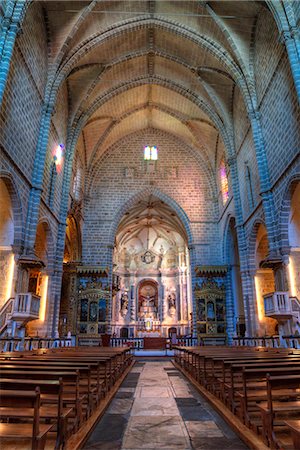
83,359,247,450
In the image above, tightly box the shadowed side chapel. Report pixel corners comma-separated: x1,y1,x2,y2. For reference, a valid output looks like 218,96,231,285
0,1,300,449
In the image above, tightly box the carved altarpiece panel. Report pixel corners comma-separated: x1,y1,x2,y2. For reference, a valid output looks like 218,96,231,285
194,266,227,341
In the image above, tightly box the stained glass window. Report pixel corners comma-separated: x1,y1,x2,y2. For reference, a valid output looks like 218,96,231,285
144,146,158,160
220,159,229,205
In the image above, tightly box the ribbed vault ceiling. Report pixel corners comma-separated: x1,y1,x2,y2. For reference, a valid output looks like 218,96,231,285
41,0,269,173
116,194,187,249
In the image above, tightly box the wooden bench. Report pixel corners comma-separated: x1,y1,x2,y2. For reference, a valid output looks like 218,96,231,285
257,374,300,449
285,420,300,450
0,388,53,450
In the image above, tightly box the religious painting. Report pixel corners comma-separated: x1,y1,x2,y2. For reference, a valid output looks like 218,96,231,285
89,301,98,322
207,301,215,321
98,324,106,334
79,323,87,334
197,299,206,321
98,299,106,322
198,323,206,334
80,299,88,321
216,299,225,321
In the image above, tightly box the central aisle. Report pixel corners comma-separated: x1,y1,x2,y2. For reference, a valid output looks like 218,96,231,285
84,360,248,449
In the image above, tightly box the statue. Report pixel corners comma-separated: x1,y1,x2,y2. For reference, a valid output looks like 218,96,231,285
120,292,129,317
168,293,176,317
138,294,157,319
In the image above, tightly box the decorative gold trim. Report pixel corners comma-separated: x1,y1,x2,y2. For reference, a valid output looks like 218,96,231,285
76,265,109,275
195,265,228,276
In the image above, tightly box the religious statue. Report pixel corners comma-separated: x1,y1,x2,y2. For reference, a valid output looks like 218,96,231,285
120,292,129,317
168,293,176,317
138,294,157,319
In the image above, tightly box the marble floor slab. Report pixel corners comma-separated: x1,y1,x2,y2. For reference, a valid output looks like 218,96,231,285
83,360,249,450
122,416,191,449
134,386,173,398
131,397,179,416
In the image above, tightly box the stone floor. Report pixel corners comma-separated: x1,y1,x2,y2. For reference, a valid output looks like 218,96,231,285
83,359,249,450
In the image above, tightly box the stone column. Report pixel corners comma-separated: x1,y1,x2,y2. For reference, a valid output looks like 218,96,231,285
248,111,280,256
227,155,255,336
0,0,26,106
281,29,300,103
23,102,56,254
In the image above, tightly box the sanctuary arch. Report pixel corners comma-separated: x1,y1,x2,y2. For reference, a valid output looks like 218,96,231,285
111,194,192,338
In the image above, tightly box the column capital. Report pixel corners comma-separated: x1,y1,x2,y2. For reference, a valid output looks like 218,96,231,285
248,109,261,121
280,28,299,44
42,100,55,115
227,155,237,167
1,16,20,30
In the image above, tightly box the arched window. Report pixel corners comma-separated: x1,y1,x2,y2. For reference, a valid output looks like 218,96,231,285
219,159,229,205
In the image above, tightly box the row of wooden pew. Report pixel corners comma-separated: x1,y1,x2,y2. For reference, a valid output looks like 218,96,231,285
0,346,133,449
174,345,300,450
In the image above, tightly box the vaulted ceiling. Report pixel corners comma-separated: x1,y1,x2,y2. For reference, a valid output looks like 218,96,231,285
42,1,270,173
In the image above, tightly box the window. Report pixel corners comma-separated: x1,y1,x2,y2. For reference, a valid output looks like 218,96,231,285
144,145,158,161
219,159,229,205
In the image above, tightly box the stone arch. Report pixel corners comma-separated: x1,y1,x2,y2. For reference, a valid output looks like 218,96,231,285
0,171,23,250
223,215,245,337
279,173,300,253
248,218,266,273
87,127,216,201
108,187,193,249
34,219,55,273
64,215,82,263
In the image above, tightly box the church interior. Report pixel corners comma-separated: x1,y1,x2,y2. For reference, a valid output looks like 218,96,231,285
0,0,300,449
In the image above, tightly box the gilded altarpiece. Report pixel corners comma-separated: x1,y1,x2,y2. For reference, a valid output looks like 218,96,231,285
194,266,227,343
76,267,110,336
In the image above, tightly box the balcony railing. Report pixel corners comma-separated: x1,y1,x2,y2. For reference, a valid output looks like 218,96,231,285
263,291,293,320
11,293,40,322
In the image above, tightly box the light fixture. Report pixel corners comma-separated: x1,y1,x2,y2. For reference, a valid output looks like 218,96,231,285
54,144,64,166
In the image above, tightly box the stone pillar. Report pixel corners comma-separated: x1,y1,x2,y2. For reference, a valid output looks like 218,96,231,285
249,111,280,255
188,244,197,338
225,268,235,344
281,29,300,103
130,283,135,321
0,0,26,106
227,155,255,336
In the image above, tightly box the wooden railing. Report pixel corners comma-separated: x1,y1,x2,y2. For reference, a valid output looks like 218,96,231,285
0,337,73,352
110,336,199,349
232,336,281,348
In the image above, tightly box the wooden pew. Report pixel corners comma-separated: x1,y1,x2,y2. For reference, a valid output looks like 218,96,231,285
0,388,53,450
257,374,300,449
285,420,300,450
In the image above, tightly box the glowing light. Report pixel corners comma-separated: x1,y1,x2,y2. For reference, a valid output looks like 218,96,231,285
5,254,15,301
39,275,48,322
220,159,229,205
144,146,151,160
254,275,264,321
54,144,64,166
144,145,158,161
151,146,158,160
288,256,297,297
